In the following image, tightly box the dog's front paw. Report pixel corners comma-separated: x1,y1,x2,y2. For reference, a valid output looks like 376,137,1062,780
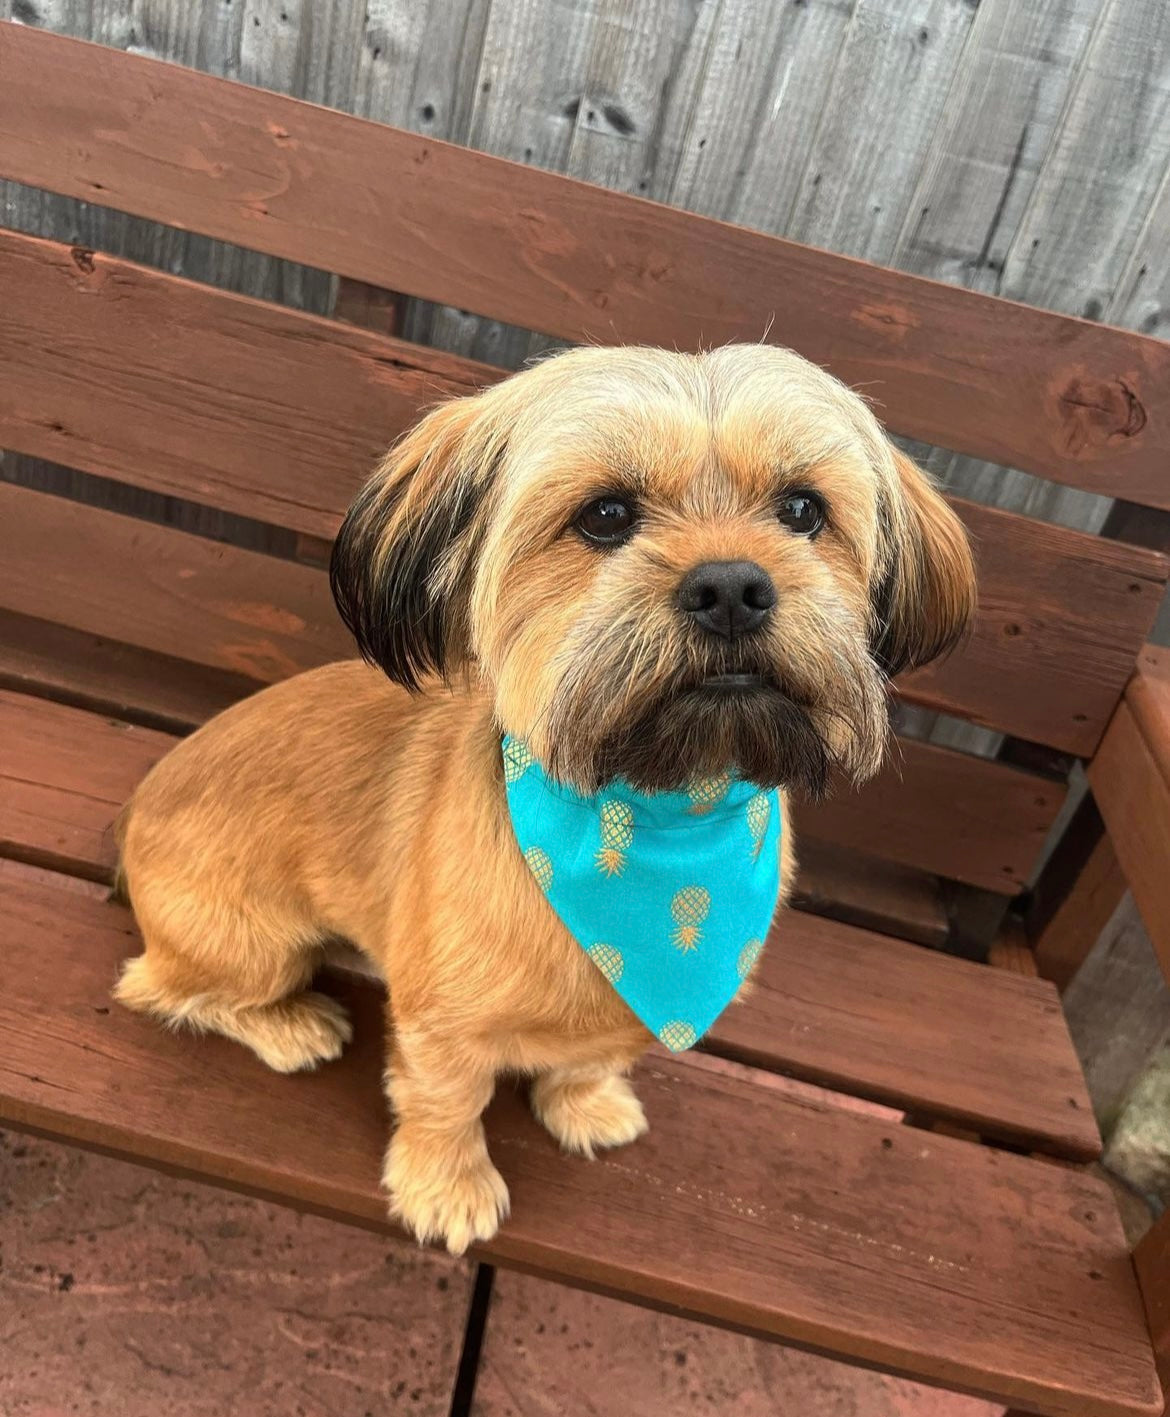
383,1134,510,1256
532,1072,648,1159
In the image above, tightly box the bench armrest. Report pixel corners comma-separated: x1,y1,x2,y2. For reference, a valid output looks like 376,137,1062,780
1136,1209,1170,1396
1087,646,1170,989
1087,649,1170,1400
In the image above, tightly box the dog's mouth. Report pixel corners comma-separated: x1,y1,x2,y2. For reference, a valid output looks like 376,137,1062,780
699,671,766,691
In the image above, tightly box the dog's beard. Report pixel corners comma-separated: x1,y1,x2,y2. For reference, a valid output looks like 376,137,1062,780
594,686,835,795
538,603,889,798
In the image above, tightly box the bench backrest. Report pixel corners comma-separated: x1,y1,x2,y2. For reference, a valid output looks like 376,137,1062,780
1,23,1167,907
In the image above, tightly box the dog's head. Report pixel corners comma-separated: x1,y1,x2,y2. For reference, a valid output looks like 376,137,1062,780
331,344,976,797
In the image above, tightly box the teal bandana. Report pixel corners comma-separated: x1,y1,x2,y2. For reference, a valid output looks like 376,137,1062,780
502,736,783,1052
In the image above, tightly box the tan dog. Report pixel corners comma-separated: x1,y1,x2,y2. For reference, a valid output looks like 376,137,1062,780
114,344,975,1254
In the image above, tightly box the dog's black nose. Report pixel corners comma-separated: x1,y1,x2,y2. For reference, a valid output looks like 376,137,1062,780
677,560,776,640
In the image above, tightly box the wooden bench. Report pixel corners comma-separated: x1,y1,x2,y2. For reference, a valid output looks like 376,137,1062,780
1,23,1168,1416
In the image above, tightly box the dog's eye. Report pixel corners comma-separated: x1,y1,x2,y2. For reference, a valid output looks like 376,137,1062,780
575,496,637,546
776,490,825,536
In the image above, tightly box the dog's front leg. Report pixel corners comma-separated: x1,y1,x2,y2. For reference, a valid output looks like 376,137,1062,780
381,1020,509,1256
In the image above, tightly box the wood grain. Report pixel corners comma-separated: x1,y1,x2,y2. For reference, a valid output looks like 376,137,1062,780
0,228,489,539
3,24,1170,506
784,0,976,263
900,497,1165,756
0,505,1070,893
0,483,352,683
0,609,261,735
789,840,948,949
1030,796,1129,991
1089,699,1170,988
1135,1209,1170,1394
796,735,1066,894
1126,646,1170,771
0,871,1158,1416
0,687,1098,1157
0,689,171,880
709,907,1099,1160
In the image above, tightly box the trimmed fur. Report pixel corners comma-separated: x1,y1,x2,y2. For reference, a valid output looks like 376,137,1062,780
117,343,976,1253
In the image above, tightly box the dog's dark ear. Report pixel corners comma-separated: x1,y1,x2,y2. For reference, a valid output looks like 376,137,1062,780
330,394,504,689
871,449,977,679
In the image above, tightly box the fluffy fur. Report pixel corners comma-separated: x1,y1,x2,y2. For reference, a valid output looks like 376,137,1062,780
115,344,976,1253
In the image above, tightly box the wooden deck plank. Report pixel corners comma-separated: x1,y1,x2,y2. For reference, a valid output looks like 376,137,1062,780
0,871,1156,1416
2,24,1169,506
0,689,1099,1157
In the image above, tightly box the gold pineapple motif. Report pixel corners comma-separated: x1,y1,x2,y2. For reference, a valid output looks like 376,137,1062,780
671,885,710,953
738,938,764,980
687,770,731,815
746,791,771,860
524,845,554,893
503,738,535,783
587,943,624,985
596,799,634,876
658,1020,697,1053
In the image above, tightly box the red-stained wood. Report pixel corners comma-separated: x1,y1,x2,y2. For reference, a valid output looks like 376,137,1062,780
333,277,403,337
0,871,1158,1416
1030,796,1129,991
789,840,948,948
0,483,351,684
2,25,1168,508
1127,646,1170,771
0,229,489,540
0,689,172,881
0,688,1099,1158
710,908,1098,1160
1,462,1163,760
1135,1210,1170,1396
1088,698,1170,989
796,736,1066,894
0,609,260,736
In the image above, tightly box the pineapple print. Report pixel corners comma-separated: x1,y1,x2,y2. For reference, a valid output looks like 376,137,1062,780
587,942,624,985
524,845,554,893
746,791,771,860
596,799,634,876
658,1020,697,1053
503,738,534,783
687,770,731,815
738,938,764,980
671,885,710,953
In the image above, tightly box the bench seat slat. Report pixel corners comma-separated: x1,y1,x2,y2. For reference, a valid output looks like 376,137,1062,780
0,688,1099,1157
2,24,1169,507
0,870,1156,1416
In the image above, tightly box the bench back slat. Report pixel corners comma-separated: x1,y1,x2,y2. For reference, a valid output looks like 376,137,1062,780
0,482,1065,894
2,23,1168,507
1,231,1163,758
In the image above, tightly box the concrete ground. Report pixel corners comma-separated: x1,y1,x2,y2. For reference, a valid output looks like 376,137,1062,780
0,1129,1004,1417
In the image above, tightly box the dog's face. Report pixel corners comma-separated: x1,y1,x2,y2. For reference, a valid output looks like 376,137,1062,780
331,345,976,797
